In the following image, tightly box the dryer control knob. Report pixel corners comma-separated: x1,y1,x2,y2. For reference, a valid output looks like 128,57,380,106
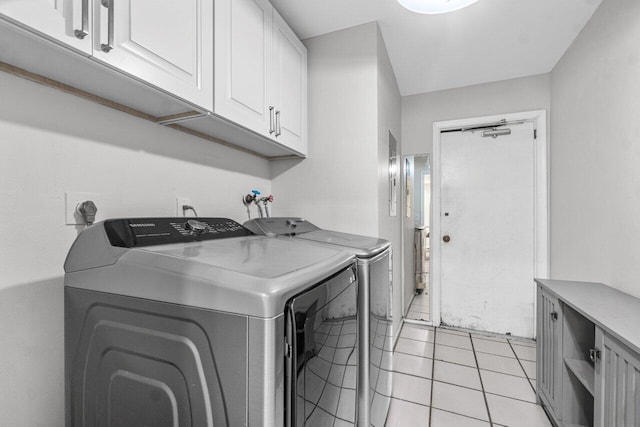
185,219,208,234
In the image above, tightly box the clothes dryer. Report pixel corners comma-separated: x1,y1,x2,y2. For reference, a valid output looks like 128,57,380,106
244,218,394,427
64,217,359,427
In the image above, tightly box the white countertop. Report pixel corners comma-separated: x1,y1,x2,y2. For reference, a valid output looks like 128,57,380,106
535,279,640,354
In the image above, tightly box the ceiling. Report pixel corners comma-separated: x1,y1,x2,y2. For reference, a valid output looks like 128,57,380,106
269,0,603,96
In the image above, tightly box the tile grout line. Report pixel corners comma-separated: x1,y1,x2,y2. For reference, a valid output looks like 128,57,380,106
470,334,494,426
483,390,539,405
428,328,437,427
400,334,494,353
394,349,533,381
433,407,499,425
506,339,556,426
507,339,537,393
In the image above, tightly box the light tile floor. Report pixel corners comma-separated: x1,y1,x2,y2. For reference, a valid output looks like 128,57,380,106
384,323,552,427
406,292,430,322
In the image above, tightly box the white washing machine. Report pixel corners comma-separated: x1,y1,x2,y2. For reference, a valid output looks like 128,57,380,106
64,217,361,427
243,218,394,427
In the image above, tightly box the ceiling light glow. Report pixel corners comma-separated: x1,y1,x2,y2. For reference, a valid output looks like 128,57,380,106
397,0,480,14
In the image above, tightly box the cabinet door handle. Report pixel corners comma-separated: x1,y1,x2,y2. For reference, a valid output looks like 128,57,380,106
74,0,89,39
269,106,275,134
550,311,558,322
100,0,114,53
275,110,281,137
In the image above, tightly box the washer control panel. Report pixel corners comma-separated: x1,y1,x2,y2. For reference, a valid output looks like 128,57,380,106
104,217,252,248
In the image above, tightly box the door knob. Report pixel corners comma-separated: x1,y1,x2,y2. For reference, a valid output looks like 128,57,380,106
442,235,451,243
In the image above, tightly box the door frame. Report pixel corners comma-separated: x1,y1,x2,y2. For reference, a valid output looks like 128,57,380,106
431,110,549,335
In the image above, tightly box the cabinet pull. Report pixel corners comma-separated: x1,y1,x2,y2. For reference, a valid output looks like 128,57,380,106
550,311,558,322
269,106,275,134
74,0,89,39
275,110,281,137
100,0,114,53
589,348,601,363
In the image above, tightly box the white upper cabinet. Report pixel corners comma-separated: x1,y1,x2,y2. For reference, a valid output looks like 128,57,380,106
272,9,307,154
1,0,305,158
215,0,307,155
214,0,272,136
0,0,213,111
0,0,92,54
91,0,213,111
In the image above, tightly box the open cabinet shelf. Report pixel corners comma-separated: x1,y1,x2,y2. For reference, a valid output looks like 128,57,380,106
561,302,595,427
536,279,640,427
564,358,594,396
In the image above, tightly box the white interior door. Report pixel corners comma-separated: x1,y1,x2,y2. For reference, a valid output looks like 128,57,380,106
439,122,536,337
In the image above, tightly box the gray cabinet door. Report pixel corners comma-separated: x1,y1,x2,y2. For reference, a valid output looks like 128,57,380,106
594,327,640,427
537,285,562,419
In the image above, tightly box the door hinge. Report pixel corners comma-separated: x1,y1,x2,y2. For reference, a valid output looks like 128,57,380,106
589,348,601,363
534,129,538,140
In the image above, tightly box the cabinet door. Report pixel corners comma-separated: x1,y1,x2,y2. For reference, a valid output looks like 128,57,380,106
537,286,562,418
594,328,640,427
91,0,213,111
215,0,273,137
272,9,307,155
0,0,91,54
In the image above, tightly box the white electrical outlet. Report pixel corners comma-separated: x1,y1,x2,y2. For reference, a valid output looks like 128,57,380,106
66,191,102,225
176,197,191,216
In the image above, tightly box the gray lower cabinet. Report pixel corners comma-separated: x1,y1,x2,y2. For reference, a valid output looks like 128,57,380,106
594,329,640,427
537,285,563,419
535,279,640,427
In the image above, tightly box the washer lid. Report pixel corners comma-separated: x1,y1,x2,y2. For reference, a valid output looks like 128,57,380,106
139,235,349,279
243,218,391,258
295,230,391,258
65,227,356,318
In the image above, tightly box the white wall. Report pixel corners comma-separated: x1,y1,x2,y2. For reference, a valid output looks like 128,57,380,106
271,22,379,236
400,74,551,320
550,0,640,296
0,72,271,427
402,74,551,156
375,26,403,339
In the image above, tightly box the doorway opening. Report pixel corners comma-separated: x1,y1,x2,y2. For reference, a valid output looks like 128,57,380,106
402,154,432,323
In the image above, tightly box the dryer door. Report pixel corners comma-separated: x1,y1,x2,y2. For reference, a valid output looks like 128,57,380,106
285,264,358,427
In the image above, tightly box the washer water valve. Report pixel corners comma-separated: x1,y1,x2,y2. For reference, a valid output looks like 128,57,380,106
243,190,274,219
243,190,261,219
259,195,274,218
77,200,98,226
243,190,261,206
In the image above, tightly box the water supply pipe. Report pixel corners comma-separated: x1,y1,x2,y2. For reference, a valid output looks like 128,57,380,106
263,195,273,217
243,190,261,219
